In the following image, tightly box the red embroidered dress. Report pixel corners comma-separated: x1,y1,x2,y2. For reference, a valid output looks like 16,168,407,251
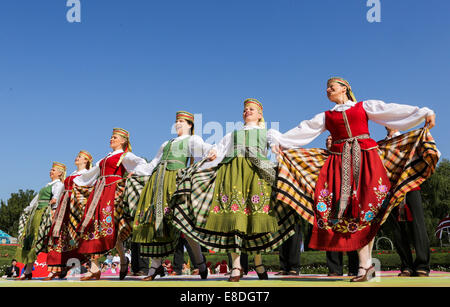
308,102,390,251
77,153,126,254
274,99,438,253
47,173,85,269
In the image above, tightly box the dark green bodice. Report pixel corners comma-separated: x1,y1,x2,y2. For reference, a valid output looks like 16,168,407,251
159,137,191,170
221,128,269,164
36,184,53,209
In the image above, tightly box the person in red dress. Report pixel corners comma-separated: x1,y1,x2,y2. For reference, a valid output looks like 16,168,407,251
44,150,93,280
73,128,148,281
272,77,438,282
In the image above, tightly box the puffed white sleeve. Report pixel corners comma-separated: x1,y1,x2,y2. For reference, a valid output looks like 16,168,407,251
51,181,64,200
189,135,214,160
73,163,101,187
269,112,326,148
23,194,39,213
363,100,435,130
132,141,168,176
121,152,149,175
198,132,233,170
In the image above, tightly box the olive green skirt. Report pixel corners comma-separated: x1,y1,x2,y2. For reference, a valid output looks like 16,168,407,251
15,205,48,264
204,157,278,234
132,168,179,244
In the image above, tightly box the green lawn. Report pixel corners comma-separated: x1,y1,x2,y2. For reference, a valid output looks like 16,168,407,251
2,245,449,275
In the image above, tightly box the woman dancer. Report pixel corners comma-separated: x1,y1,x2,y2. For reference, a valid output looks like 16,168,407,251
16,162,65,280
44,150,93,280
273,77,439,282
74,128,147,281
131,111,213,281
170,99,298,282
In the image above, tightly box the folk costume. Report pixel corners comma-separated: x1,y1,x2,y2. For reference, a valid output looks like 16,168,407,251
130,111,212,257
46,150,93,276
16,162,65,279
73,129,147,256
123,111,212,280
170,100,298,266
273,78,439,254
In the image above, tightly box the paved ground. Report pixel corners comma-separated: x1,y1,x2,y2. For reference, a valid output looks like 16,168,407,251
2,270,449,287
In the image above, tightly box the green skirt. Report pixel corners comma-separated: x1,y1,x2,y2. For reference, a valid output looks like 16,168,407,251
170,157,299,254
15,205,49,264
205,157,278,234
132,167,179,249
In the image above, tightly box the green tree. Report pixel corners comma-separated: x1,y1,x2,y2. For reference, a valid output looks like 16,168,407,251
0,189,36,237
421,159,450,246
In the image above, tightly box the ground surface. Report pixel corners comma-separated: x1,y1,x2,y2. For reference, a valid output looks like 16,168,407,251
2,270,449,287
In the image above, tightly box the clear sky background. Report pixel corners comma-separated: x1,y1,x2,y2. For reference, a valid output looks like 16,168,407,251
0,0,449,202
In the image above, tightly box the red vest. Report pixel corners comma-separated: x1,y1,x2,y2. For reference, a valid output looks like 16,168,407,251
64,175,80,191
325,101,378,153
99,152,126,184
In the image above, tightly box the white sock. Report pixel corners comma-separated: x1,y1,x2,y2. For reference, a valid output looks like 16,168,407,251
90,259,100,273
231,253,241,277
148,258,162,276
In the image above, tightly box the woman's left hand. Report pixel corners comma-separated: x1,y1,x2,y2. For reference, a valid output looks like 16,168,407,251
425,114,436,129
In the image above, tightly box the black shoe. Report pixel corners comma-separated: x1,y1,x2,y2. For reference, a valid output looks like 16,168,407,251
59,269,69,280
255,264,268,280
196,260,208,280
119,258,130,280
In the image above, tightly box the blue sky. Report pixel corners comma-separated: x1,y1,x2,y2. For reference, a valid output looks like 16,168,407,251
0,0,449,202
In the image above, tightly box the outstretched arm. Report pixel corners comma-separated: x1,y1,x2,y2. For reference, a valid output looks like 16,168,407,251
268,112,326,150
363,100,436,130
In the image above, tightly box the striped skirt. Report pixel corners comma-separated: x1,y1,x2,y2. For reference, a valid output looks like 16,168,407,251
46,187,92,271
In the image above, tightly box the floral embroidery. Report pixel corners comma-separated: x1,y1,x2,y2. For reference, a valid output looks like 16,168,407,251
164,207,172,215
251,195,260,204
347,222,358,233
373,177,389,201
231,203,239,212
317,219,325,229
212,179,272,215
315,178,388,234
364,211,375,222
316,202,327,213
82,201,115,241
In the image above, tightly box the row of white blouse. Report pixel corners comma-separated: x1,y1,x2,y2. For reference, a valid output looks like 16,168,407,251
29,99,433,209
74,99,433,187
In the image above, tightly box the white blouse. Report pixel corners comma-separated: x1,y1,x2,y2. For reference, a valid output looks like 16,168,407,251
73,149,147,187
199,124,276,170
269,100,434,149
135,134,214,176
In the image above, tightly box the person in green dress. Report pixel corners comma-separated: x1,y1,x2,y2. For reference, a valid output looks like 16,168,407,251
170,99,298,282
130,111,213,280
16,162,65,280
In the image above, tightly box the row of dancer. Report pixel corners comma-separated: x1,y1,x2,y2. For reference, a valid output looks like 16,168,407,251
16,77,439,282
